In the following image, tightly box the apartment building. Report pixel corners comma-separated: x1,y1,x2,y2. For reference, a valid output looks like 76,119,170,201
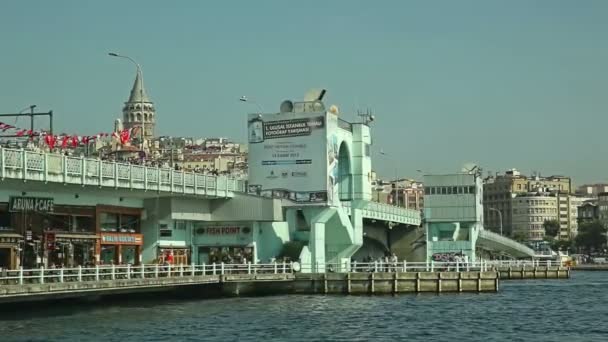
483,169,571,236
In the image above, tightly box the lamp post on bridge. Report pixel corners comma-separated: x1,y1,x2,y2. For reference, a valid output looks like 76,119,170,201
108,52,146,152
489,207,503,236
378,150,399,207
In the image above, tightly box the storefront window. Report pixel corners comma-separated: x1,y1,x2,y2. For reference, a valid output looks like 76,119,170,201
74,216,94,232
200,246,253,264
100,213,119,232
120,214,140,233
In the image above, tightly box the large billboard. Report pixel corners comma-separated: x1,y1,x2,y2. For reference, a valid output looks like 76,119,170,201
248,112,328,203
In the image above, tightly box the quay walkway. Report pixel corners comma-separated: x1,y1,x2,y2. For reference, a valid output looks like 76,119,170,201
0,148,245,197
0,260,569,304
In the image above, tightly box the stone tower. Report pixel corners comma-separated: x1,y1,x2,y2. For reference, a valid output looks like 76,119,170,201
122,71,155,144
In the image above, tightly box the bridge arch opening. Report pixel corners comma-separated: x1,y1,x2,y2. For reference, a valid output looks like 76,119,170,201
338,142,352,201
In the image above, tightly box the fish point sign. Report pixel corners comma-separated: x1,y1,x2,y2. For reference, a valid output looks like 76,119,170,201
9,197,54,213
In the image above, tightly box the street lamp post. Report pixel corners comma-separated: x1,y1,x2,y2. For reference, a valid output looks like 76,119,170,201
379,150,399,207
239,96,264,113
108,52,146,152
489,207,503,236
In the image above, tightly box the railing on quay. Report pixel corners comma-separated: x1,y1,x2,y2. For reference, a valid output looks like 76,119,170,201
0,148,246,196
323,259,561,274
0,260,564,286
0,262,293,286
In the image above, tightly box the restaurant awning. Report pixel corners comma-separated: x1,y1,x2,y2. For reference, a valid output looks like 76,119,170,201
0,232,23,238
54,233,99,240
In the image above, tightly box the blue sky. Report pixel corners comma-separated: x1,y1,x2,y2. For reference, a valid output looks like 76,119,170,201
1,0,607,184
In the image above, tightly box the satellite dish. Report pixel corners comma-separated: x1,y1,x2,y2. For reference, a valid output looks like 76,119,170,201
461,162,479,174
304,88,327,101
280,100,294,113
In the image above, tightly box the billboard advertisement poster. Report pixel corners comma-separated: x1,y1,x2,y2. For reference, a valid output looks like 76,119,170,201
248,112,328,203
326,113,340,205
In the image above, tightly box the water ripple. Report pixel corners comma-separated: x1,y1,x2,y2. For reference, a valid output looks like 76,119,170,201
1,272,607,341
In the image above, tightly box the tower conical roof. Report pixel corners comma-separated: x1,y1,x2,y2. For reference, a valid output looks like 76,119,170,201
127,71,151,103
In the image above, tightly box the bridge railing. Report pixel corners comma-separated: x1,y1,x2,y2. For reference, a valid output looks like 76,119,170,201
0,148,246,195
478,229,536,257
0,262,293,286
309,259,563,274
341,201,421,224
0,260,564,286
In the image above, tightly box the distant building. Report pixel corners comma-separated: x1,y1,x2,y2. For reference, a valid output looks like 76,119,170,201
576,184,608,197
483,169,571,236
371,178,424,211
577,200,599,225
121,71,156,144
597,193,608,227
511,193,558,241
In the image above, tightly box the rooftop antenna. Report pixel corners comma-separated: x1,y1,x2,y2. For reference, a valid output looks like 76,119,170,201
357,108,375,125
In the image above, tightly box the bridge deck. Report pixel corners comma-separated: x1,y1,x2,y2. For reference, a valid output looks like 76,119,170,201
341,201,421,226
477,229,536,258
0,148,245,197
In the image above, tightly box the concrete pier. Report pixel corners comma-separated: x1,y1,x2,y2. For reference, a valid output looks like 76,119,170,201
221,271,498,296
571,264,608,271
0,270,498,304
496,266,570,279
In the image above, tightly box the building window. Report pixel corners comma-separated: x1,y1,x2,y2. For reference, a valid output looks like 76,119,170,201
175,220,187,230
100,213,119,232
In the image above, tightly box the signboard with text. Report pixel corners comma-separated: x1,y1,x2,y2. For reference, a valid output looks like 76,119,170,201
100,233,143,245
9,197,54,213
248,112,329,203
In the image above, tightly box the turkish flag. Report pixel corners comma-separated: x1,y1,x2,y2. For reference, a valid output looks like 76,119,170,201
119,129,131,145
61,136,69,149
45,135,57,149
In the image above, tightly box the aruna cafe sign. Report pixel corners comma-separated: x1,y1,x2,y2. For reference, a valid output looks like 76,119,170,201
9,197,54,213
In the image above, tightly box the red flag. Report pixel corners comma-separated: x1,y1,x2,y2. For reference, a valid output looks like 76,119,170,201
61,136,69,149
45,135,57,149
16,129,26,137
119,129,131,145
71,136,79,147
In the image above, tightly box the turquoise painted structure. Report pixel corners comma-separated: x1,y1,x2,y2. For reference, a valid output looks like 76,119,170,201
247,99,371,272
423,173,483,262
423,172,536,260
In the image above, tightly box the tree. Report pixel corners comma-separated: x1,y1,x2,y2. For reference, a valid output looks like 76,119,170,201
575,220,607,253
543,219,560,240
512,231,528,243
551,239,575,254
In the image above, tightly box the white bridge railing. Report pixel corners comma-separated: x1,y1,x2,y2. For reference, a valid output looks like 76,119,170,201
0,148,246,196
341,201,421,226
0,260,564,286
0,262,293,286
